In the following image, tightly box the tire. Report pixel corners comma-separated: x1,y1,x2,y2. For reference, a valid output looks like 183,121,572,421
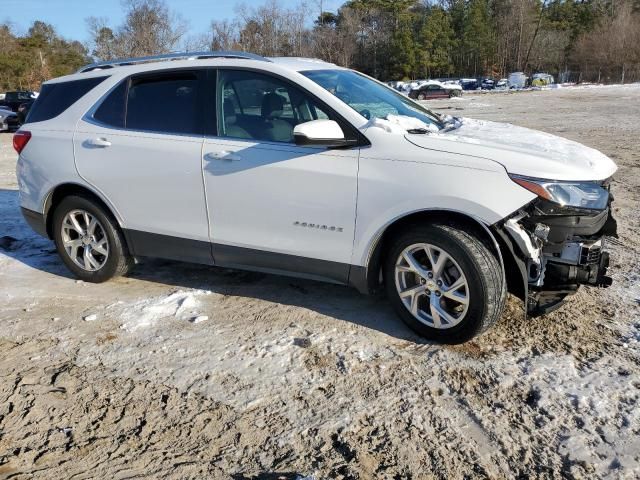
52,195,133,282
384,223,506,343
417,93,426,100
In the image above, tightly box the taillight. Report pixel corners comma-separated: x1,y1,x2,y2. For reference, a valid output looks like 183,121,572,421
13,130,32,154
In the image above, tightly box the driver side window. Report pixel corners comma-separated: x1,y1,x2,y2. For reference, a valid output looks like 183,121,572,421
218,70,333,143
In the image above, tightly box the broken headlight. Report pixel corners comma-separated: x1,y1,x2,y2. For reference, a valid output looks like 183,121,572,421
510,175,609,210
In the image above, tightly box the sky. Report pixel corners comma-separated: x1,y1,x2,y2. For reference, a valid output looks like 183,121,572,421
3,0,336,43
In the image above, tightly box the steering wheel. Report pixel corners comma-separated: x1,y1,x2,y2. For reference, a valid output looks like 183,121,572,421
359,109,371,120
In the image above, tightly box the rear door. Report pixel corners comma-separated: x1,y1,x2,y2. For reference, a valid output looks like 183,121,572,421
74,70,212,263
201,68,360,283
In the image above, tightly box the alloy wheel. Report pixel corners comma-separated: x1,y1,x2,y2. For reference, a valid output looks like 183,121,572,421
394,243,469,329
60,209,109,271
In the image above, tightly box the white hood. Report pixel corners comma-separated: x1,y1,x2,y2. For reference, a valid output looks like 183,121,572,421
405,118,618,181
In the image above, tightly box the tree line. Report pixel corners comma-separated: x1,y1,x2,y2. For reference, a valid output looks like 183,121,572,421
1,0,639,91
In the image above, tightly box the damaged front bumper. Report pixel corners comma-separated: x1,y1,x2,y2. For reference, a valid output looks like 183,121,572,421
494,196,618,316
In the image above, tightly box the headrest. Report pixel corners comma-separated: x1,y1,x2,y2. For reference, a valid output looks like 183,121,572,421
261,92,285,119
223,98,236,123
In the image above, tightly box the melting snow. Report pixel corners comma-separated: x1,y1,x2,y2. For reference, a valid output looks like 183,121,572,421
442,117,614,168
364,114,440,134
119,290,211,331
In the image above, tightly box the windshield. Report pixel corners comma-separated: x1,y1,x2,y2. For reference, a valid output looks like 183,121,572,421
302,69,443,130
6,92,33,102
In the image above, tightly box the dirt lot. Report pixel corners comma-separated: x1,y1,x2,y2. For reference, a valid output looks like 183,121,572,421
1,85,639,479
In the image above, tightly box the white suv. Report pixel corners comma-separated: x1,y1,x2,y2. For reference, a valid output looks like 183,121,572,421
15,52,618,343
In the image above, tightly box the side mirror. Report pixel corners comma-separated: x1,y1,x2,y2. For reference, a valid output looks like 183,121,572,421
293,119,354,148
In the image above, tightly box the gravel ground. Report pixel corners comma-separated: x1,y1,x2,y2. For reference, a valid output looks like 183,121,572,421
0,85,639,479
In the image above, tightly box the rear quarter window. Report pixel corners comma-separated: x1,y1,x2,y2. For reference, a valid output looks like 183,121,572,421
27,76,107,123
93,81,127,128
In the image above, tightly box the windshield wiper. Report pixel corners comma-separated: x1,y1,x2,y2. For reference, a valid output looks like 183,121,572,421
407,128,430,134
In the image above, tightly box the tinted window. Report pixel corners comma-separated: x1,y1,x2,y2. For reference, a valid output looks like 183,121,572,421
93,81,127,128
218,70,333,143
126,72,200,135
6,92,33,102
27,77,107,123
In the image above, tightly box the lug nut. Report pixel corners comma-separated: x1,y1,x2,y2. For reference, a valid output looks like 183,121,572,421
436,280,442,287
435,291,441,297
428,272,433,279
420,278,426,285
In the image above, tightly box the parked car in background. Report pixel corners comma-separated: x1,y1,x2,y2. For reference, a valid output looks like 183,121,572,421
508,72,528,89
0,106,19,131
386,81,406,91
0,91,37,112
460,78,480,90
409,81,462,100
17,102,33,125
531,73,555,87
480,78,495,90
496,78,508,89
410,84,450,100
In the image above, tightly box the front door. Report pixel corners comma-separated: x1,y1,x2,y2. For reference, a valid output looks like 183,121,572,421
202,69,360,283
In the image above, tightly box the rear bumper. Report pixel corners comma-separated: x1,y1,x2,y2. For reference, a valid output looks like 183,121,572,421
21,207,48,238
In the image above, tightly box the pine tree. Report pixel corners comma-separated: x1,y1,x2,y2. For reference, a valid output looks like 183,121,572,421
462,0,495,76
417,7,456,78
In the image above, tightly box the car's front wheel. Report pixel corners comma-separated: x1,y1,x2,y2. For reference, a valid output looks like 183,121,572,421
52,195,133,282
384,223,506,343
417,92,426,100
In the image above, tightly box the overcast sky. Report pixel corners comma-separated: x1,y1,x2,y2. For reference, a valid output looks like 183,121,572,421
3,0,336,43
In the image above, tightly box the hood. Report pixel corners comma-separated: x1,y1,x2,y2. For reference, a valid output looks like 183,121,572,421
405,118,618,182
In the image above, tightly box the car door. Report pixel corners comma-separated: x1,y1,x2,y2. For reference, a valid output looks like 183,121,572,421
202,68,360,283
74,69,212,264
425,85,444,99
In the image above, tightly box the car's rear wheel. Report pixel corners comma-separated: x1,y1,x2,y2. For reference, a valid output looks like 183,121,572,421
384,223,506,343
417,92,426,100
52,195,133,282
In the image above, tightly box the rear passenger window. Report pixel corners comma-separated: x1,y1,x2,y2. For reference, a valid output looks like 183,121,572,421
27,76,107,123
126,73,200,135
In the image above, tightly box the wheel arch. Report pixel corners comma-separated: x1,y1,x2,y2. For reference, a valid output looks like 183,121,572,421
43,183,125,240
350,209,508,296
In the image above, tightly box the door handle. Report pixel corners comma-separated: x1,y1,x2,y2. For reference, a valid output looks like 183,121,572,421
87,137,111,148
204,151,241,162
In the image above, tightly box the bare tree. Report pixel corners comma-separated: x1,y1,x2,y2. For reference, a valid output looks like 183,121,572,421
209,20,241,51
87,0,187,60
234,0,311,57
574,0,640,83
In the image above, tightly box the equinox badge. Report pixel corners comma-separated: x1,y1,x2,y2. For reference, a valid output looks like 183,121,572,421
293,221,344,233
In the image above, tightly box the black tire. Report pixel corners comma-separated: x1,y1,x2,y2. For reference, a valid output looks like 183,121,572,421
417,93,426,100
52,195,133,282
384,223,506,344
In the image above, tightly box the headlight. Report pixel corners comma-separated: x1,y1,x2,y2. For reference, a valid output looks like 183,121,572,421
510,175,609,210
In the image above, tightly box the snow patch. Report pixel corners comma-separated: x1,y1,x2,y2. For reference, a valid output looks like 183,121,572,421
364,114,439,134
528,354,640,475
119,290,210,331
445,117,614,168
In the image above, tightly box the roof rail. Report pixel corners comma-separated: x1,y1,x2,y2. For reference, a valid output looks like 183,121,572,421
77,50,271,73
